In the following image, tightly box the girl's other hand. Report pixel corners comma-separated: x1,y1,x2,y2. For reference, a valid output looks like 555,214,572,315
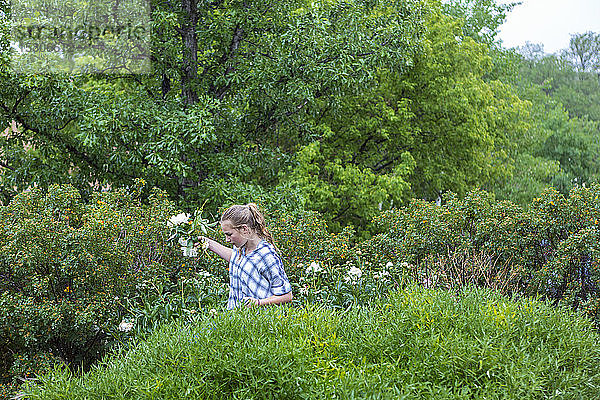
242,297,260,307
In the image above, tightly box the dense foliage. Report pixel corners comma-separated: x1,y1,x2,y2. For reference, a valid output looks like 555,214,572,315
1,0,599,229
24,287,600,399
368,185,600,325
287,9,530,232
0,0,426,213
0,182,212,396
492,33,600,203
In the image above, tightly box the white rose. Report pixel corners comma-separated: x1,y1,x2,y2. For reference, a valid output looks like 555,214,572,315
305,261,323,274
118,321,134,332
167,213,190,227
348,266,362,278
386,261,394,268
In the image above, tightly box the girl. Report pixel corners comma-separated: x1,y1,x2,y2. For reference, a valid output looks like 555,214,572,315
199,203,293,309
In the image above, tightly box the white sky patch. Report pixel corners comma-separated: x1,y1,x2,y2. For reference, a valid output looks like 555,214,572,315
497,0,600,54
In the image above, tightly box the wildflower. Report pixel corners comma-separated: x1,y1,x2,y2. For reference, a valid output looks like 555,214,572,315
374,270,391,279
182,247,198,257
197,269,211,277
386,261,394,269
305,262,323,274
209,308,217,317
348,266,362,279
167,213,190,227
178,237,188,247
118,321,134,332
300,285,310,295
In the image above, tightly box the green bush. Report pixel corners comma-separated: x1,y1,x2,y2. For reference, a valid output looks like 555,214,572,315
0,182,226,395
268,210,404,309
270,210,355,272
269,210,354,291
362,185,600,327
24,286,600,399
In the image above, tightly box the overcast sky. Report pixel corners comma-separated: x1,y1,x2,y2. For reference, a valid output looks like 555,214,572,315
497,0,600,54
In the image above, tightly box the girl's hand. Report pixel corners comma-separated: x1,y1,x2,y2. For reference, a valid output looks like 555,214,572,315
195,236,210,251
242,297,260,307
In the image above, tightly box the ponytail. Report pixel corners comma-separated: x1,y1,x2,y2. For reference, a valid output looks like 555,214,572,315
247,203,275,246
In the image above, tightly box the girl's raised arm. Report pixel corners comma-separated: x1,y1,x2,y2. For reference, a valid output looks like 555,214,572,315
198,237,233,263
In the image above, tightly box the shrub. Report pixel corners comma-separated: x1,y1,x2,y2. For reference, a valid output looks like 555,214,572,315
268,210,406,309
268,210,354,285
361,185,600,327
0,182,226,395
24,286,600,399
413,250,522,295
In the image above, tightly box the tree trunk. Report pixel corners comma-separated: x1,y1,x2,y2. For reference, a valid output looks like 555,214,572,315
181,0,199,105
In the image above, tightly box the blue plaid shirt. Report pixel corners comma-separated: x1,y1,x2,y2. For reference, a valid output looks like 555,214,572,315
227,240,292,309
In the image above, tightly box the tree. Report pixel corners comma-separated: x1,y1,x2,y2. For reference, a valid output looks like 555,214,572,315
441,0,518,47
395,10,529,201
541,117,600,193
563,31,600,73
492,42,600,203
286,7,530,232
489,83,571,204
517,38,600,121
0,0,427,209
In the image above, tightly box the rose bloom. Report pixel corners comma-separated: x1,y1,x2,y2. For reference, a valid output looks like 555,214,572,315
305,261,323,274
118,321,134,332
168,213,190,227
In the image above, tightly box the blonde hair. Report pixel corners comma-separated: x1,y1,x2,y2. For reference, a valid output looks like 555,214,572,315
221,203,275,246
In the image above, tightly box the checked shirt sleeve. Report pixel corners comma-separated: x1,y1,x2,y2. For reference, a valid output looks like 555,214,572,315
259,247,292,296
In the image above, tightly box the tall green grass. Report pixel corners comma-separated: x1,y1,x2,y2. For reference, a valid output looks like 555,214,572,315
25,287,600,399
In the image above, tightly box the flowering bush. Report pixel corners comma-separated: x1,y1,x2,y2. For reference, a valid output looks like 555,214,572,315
269,210,354,283
0,182,226,395
363,185,600,327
